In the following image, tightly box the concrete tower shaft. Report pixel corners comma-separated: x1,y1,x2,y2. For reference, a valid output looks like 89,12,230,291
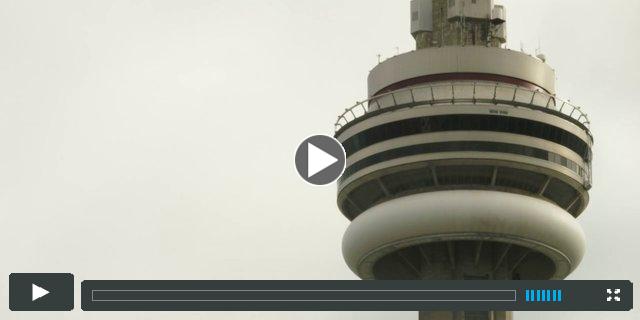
334,1,592,319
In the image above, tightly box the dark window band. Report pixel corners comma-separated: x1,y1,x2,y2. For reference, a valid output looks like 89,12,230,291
341,141,587,182
341,114,591,161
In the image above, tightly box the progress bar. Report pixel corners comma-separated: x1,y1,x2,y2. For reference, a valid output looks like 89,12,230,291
91,289,515,302
81,280,633,311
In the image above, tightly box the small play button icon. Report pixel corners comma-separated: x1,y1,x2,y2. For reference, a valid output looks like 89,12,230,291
32,283,50,301
295,135,346,185
307,143,339,178
9,273,74,311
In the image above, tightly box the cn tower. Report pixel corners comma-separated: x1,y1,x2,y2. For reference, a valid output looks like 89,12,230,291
333,1,593,319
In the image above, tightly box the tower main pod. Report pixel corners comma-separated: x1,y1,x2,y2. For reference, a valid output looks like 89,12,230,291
333,1,593,319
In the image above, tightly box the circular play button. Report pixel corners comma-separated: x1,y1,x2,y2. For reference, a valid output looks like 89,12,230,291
295,135,346,185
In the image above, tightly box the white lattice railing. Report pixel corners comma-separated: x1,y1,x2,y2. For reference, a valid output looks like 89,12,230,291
335,82,590,133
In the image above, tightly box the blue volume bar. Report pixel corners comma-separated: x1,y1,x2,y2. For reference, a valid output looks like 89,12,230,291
525,289,565,303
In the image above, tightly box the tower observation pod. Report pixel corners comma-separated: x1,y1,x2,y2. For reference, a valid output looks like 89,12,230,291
333,1,592,319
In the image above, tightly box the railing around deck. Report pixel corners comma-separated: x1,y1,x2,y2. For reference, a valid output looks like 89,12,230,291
334,82,590,134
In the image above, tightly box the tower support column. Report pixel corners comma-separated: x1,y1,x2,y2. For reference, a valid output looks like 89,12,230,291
416,242,513,320
418,311,513,320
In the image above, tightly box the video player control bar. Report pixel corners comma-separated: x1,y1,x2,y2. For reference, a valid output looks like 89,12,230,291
81,280,633,311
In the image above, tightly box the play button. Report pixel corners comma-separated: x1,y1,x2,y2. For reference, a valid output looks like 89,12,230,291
307,143,339,178
295,135,346,185
32,283,50,301
9,273,74,311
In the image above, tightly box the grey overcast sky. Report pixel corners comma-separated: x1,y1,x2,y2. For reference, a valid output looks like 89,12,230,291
0,0,638,319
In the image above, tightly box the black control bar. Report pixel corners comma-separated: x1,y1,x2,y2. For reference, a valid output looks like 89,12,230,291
81,280,633,311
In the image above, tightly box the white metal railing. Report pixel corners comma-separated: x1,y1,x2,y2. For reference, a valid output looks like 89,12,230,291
334,82,591,133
